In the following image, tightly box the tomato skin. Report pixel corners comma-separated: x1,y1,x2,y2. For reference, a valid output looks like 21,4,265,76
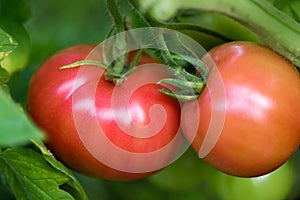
27,45,181,180
182,41,300,177
149,147,215,191
211,160,295,200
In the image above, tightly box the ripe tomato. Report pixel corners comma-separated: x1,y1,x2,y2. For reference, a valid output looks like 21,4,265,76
181,41,300,177
27,45,182,180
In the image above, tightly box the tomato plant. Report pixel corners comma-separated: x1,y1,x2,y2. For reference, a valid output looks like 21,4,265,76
177,11,260,50
27,44,182,181
179,11,260,42
182,41,300,177
0,18,31,73
2,0,300,199
210,160,295,200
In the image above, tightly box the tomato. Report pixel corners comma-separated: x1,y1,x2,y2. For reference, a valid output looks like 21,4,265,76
27,45,182,180
181,41,300,177
0,18,31,73
210,160,295,200
149,147,215,191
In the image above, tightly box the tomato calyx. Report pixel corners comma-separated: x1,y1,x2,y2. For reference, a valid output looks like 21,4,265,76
60,0,210,101
157,52,208,100
58,49,143,85
58,49,207,101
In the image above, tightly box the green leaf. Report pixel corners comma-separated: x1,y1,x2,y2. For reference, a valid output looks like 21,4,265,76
272,0,300,23
0,181,14,199
106,0,125,33
0,28,17,62
126,0,152,28
0,67,9,85
0,147,75,200
0,90,44,147
32,139,88,200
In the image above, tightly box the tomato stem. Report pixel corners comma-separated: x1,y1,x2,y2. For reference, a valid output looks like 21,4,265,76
102,24,115,65
106,0,128,76
159,22,232,43
177,0,300,68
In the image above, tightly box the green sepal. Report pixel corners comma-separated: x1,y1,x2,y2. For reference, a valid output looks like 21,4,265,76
159,78,205,93
160,88,198,100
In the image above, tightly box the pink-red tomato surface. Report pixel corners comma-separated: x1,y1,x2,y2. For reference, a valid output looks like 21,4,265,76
27,45,181,180
182,41,300,177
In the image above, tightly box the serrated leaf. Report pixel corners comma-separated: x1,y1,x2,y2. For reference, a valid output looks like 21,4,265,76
32,139,88,200
0,28,17,62
0,147,75,200
0,90,44,147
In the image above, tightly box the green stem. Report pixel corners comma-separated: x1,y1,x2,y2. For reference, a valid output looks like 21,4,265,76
102,24,115,65
160,22,232,42
178,0,300,67
106,0,127,75
106,0,125,33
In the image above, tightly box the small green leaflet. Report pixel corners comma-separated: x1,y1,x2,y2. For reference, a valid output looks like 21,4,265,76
0,147,76,200
0,90,44,147
32,139,88,200
0,26,36,147
0,27,17,62
0,28,13,92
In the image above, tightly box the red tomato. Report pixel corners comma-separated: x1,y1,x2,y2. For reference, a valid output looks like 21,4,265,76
27,45,182,180
181,41,300,177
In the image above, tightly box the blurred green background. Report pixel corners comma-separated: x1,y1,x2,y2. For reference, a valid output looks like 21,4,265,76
1,0,300,199
9,0,111,107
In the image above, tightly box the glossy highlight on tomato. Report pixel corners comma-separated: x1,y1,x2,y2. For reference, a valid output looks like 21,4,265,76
182,41,300,177
27,45,182,180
